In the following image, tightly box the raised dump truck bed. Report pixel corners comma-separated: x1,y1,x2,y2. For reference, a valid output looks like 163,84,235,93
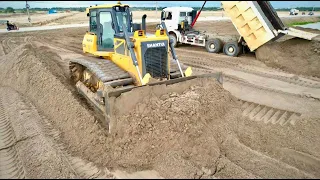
222,1,320,51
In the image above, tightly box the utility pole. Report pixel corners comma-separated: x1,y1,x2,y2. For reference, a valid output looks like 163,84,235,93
26,1,31,23
221,3,224,17
155,1,158,16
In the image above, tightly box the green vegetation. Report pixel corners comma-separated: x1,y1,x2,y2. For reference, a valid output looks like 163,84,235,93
276,7,319,11
5,7,15,13
288,20,320,27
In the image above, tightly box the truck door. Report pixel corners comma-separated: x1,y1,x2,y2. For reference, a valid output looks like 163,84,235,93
162,11,174,29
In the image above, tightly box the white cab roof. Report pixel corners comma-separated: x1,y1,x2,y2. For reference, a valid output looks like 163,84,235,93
163,7,194,12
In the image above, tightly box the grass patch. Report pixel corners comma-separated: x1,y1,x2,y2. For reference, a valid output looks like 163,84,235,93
288,20,320,27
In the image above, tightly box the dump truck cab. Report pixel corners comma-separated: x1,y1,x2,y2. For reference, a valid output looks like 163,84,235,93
160,7,196,32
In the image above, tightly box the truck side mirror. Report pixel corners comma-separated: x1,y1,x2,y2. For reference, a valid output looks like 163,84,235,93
161,11,165,20
87,13,90,17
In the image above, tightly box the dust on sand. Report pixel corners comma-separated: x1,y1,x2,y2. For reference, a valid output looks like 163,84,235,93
256,38,320,78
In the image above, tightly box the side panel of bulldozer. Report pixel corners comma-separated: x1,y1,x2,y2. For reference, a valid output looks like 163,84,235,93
83,33,98,54
221,1,283,51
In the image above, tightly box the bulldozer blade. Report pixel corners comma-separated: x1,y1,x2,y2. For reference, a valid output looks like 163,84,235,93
107,72,223,98
75,72,223,134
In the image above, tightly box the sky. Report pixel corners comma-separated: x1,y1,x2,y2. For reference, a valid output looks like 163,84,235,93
0,1,319,9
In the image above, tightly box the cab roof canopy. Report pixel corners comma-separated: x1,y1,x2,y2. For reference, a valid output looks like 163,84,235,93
88,3,129,10
86,3,130,14
163,7,194,12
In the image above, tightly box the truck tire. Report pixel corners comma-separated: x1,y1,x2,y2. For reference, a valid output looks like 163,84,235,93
223,41,241,57
205,38,222,53
169,33,177,47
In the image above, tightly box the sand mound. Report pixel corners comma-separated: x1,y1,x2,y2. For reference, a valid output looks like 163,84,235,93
1,41,320,178
256,38,320,78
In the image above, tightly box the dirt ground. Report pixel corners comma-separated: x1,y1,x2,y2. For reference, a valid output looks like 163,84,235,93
1,10,319,28
0,14,320,179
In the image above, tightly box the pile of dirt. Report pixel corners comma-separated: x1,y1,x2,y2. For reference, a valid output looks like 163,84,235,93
0,42,238,178
108,78,241,178
256,38,320,78
0,43,239,178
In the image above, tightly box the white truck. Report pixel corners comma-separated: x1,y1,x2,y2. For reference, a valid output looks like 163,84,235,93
290,9,299,15
158,1,319,57
158,6,241,56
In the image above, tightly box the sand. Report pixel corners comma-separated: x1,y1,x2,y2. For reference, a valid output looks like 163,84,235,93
256,38,320,78
0,16,320,178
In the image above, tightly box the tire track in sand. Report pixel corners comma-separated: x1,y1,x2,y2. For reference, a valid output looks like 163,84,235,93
0,87,114,179
0,94,26,179
239,100,301,126
191,67,320,120
177,48,320,83
182,56,320,88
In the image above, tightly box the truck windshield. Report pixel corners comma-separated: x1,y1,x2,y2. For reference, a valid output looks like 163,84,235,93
116,11,128,32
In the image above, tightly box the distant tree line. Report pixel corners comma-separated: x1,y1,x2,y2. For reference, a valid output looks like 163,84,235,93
0,6,318,13
275,7,319,11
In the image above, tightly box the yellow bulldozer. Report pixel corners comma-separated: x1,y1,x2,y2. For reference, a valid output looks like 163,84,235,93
69,2,222,133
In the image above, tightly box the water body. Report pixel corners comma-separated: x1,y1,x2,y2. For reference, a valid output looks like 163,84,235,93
294,22,320,30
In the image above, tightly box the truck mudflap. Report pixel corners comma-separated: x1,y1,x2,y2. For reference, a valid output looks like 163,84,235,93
75,72,223,133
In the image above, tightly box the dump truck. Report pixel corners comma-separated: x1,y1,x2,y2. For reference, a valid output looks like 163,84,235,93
159,1,320,57
290,9,299,15
69,2,222,133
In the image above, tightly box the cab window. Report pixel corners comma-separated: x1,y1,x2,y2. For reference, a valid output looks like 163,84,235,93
115,11,128,32
180,12,187,17
165,11,172,20
100,11,114,49
90,10,97,34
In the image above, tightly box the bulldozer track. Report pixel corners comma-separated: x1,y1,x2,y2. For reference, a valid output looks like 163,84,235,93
0,97,26,179
70,56,132,83
239,100,301,126
182,58,320,88
70,56,185,87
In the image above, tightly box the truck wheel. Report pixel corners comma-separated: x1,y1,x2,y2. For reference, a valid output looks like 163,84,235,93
169,33,177,47
223,41,241,57
205,38,222,53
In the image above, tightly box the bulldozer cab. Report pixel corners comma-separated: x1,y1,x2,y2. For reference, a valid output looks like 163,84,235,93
87,4,132,51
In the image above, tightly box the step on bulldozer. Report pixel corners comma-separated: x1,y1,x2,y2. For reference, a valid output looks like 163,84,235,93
69,2,222,133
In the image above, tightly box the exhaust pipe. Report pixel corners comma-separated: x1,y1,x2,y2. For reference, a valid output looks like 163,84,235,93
142,14,147,32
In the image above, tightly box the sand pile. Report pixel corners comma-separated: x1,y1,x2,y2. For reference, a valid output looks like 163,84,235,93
256,38,320,78
108,78,241,178
0,42,241,178
0,41,320,178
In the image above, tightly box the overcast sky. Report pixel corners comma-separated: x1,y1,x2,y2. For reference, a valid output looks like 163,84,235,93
0,1,319,9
